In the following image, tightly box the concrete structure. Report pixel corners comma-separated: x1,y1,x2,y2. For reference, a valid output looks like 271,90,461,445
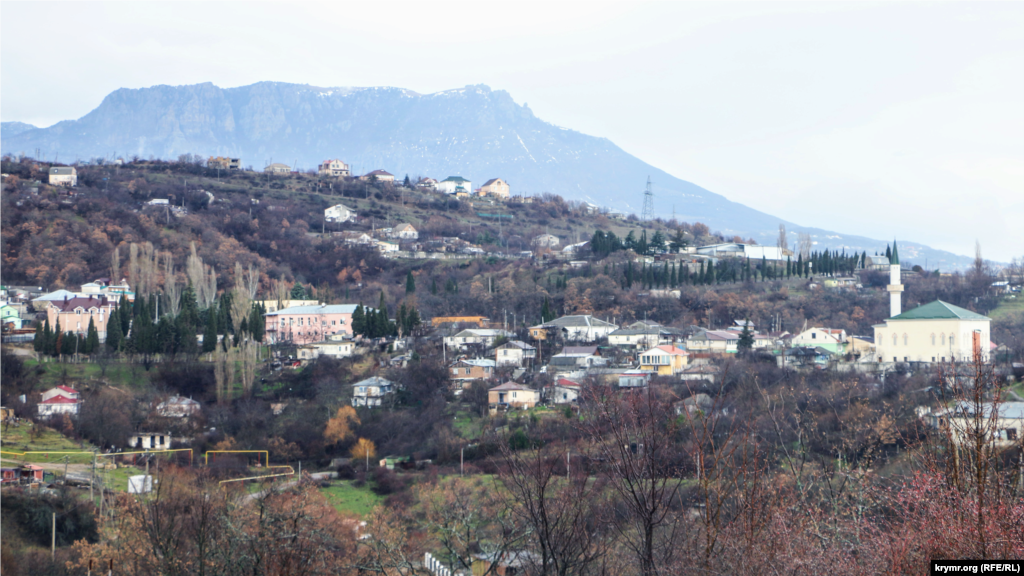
156,396,202,418
361,169,395,182
128,432,182,450
696,243,788,261
545,378,581,404
638,345,689,376
450,358,496,385
488,382,539,412
264,163,291,175
46,295,118,340
532,234,560,249
436,176,472,195
390,223,419,240
494,340,536,367
444,329,513,351
255,299,320,314
791,328,847,355
351,376,396,407
48,166,77,186
208,157,241,170
478,178,510,199
529,315,618,343
318,159,350,177
297,340,355,360
873,300,991,364
264,304,367,344
325,204,357,223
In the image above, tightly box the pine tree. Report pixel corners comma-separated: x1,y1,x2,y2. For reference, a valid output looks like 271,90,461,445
291,283,307,300
405,306,421,334
406,271,416,294
737,321,754,353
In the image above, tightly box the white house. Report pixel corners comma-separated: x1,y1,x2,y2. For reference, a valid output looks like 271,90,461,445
375,240,399,253
318,159,350,178
351,377,397,407
390,223,419,240
529,315,618,343
48,167,77,186
156,396,202,418
444,329,514,351
494,340,537,367
325,204,357,223
545,378,582,404
38,385,82,416
436,176,472,195
297,341,355,360
128,432,185,450
264,163,291,175
791,327,847,355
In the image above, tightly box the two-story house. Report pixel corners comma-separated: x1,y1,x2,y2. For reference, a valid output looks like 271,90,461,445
360,169,395,182
792,327,847,355
390,223,419,240
638,345,689,376
325,204,357,223
436,176,472,195
494,340,537,367
351,376,397,407
48,166,77,186
450,358,497,387
318,159,350,178
444,329,513,351
46,295,118,339
529,315,618,343
264,304,368,344
38,385,82,416
264,163,291,175
478,178,510,199
208,157,241,170
686,329,739,354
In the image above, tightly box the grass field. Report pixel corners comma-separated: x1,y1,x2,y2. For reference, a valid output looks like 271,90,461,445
320,481,384,516
0,422,97,464
21,357,156,390
988,296,1024,321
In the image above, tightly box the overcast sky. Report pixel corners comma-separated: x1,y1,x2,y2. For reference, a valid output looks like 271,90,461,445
3,1,1022,261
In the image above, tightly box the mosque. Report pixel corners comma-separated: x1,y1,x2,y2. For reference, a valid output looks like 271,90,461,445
872,242,991,364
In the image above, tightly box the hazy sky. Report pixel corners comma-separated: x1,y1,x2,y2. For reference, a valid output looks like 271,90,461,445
3,1,1022,261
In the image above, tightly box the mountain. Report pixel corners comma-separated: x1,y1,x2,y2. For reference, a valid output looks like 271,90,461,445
0,81,974,269
1,121,39,137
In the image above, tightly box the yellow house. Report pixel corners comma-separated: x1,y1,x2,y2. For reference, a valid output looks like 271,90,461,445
478,178,510,199
488,382,539,413
638,345,689,376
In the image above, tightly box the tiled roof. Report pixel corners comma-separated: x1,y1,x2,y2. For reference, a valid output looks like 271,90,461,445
490,381,533,391
265,304,362,316
41,394,79,404
890,300,990,321
482,178,501,186
49,296,113,313
560,346,599,356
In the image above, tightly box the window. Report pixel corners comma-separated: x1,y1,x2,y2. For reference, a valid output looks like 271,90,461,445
903,334,908,346
931,334,936,345
893,334,898,346
811,333,817,339
950,334,955,345
941,334,946,345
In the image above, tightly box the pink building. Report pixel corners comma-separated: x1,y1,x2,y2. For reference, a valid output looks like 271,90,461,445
46,296,118,339
264,304,370,345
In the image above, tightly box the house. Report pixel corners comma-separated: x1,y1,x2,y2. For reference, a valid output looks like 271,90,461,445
532,234,560,249
390,223,419,240
478,178,510,199
618,370,654,388
923,401,1023,447
444,329,513,351
264,304,370,344
545,378,581,404
792,327,847,354
679,364,721,383
335,231,374,245
436,176,472,195
783,346,834,367
1,467,18,484
128,432,182,450
873,300,991,364
847,335,875,356
156,396,202,418
21,464,44,483
375,240,399,253
325,204,357,223
1,304,23,330
361,169,395,182
264,163,291,175
38,385,82,416
471,551,541,576
864,255,891,271
145,198,169,206
488,382,539,412
46,295,118,340
529,315,618,343
416,177,438,189
638,345,689,376
208,157,241,170
318,159,350,177
494,340,537,367
685,329,740,354
351,376,396,407
48,166,77,186
608,323,686,350
450,358,497,385
297,340,355,360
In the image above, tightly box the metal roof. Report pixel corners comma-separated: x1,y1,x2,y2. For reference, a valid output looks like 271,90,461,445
890,300,989,321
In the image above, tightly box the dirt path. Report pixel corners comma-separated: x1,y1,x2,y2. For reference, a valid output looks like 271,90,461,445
0,458,91,474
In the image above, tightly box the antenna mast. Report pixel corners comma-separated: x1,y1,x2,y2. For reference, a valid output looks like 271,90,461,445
641,176,654,221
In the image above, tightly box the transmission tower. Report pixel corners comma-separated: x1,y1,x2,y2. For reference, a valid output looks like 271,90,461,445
641,176,654,221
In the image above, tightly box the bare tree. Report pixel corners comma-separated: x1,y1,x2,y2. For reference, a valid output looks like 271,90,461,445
186,242,217,309
797,233,812,260
214,347,234,404
231,262,253,334
237,337,259,398
162,252,181,317
777,224,788,252
110,245,121,283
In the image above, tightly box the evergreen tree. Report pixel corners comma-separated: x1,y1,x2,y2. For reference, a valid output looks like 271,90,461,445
202,308,219,353
405,306,421,334
786,257,792,278
62,331,76,356
885,244,892,260
403,174,411,187
156,316,176,355
708,261,717,284
352,304,366,336
396,304,407,335
85,318,99,354
217,292,233,336
33,321,45,353
291,283,307,300
650,230,665,253
405,271,416,294
179,283,200,333
737,321,754,353
53,321,63,357
637,230,648,256
669,229,687,253
106,311,123,352
431,278,438,295
248,303,265,342
118,295,131,336
176,315,199,354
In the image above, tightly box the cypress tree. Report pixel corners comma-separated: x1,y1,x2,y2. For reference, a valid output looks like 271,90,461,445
53,321,63,357
176,315,199,354
202,308,219,353
406,271,416,294
431,278,438,295
397,304,407,335
85,318,99,354
106,311,123,352
33,321,45,353
708,262,717,284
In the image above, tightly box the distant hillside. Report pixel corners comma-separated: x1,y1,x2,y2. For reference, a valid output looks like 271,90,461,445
0,82,974,269
1,121,38,137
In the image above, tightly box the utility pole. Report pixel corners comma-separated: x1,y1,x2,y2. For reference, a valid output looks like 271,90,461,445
52,512,56,560
91,452,96,501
